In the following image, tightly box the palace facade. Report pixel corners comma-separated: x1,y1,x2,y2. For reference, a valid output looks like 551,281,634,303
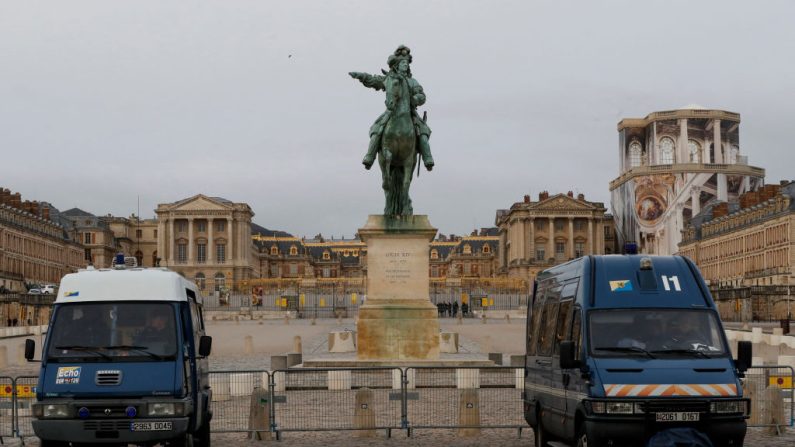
679,181,795,287
0,188,83,291
495,191,617,281
610,106,765,255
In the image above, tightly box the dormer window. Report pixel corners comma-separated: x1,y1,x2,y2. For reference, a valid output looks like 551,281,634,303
463,244,472,255
289,245,298,256
322,251,331,260
430,249,439,260
482,245,491,254
270,246,279,256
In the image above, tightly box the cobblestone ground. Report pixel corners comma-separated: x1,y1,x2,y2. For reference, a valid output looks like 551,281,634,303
9,427,792,446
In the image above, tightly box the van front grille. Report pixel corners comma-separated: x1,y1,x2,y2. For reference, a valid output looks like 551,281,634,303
83,420,130,430
641,400,709,413
95,370,122,386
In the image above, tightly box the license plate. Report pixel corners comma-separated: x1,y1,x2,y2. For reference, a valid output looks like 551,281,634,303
655,412,700,422
131,421,173,431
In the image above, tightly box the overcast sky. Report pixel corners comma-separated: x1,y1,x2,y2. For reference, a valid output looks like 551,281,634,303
1,1,793,238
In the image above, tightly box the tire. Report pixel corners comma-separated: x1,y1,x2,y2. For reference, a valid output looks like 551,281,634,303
533,412,550,447
575,425,589,447
40,441,69,447
194,420,211,447
169,433,194,447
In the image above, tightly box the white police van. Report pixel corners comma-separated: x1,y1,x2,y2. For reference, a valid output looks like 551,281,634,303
25,257,213,446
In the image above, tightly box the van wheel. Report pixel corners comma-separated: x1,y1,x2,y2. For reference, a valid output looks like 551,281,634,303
576,425,589,447
40,441,69,447
194,420,211,447
169,433,194,447
534,414,549,447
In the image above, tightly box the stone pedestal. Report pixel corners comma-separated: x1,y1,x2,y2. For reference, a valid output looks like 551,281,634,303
357,215,440,360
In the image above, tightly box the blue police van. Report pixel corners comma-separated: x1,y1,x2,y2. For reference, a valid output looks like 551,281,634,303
523,255,752,447
25,263,213,446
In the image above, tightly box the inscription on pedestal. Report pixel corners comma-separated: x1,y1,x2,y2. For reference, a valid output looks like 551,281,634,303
385,252,412,285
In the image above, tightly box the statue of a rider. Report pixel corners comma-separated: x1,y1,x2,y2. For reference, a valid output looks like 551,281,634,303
349,45,434,171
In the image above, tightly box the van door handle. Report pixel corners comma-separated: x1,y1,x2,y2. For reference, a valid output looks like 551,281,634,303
535,359,551,366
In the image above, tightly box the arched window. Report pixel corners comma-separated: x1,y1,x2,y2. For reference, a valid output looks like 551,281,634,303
214,272,225,292
482,244,491,254
463,244,472,255
194,272,206,290
289,245,298,256
659,137,675,164
322,251,331,260
430,249,439,260
688,139,701,163
270,246,279,256
629,141,643,168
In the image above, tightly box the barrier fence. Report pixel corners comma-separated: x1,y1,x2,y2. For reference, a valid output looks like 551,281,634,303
0,376,14,440
745,365,794,431
6,365,793,440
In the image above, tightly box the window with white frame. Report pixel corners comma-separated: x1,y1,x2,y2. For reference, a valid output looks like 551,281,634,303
177,243,187,263
216,244,226,263
575,242,585,257
629,141,643,168
216,220,225,232
659,137,675,164
536,244,546,261
555,242,565,255
197,243,206,263
197,221,206,233
688,139,701,163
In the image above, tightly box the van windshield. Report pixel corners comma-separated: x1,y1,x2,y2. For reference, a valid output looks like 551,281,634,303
589,309,727,357
47,303,178,362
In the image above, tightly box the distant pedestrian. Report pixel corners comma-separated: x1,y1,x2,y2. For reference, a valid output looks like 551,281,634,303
461,302,469,317
452,301,459,317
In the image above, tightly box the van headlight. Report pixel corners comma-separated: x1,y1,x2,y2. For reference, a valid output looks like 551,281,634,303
147,403,175,416
588,400,645,415
146,402,185,416
710,400,747,415
42,404,70,418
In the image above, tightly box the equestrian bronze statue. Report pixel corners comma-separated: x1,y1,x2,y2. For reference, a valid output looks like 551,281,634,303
349,45,434,216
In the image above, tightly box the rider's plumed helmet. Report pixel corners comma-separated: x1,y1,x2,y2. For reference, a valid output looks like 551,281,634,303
387,45,412,70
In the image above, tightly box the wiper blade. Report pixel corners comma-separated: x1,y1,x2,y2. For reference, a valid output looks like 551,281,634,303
594,346,655,359
103,345,164,360
54,345,112,360
651,349,711,358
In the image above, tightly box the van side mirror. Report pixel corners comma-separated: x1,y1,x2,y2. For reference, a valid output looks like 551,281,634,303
24,339,36,361
736,340,752,373
560,340,580,369
198,335,212,357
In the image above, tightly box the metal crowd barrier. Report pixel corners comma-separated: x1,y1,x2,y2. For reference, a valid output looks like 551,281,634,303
0,376,14,440
209,370,269,433
270,367,403,438
406,366,527,435
7,365,793,441
745,365,794,430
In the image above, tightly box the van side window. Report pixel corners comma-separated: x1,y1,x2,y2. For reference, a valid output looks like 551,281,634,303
189,302,202,348
538,300,560,356
526,284,546,356
553,300,573,355
571,307,582,360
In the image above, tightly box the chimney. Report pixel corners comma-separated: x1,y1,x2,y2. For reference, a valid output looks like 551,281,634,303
539,191,549,201
10,193,22,209
43,207,50,221
0,189,9,206
712,202,729,218
567,191,574,198
523,194,530,203
577,193,585,201
32,201,40,216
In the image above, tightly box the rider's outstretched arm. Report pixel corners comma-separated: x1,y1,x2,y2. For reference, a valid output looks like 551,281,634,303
349,72,386,91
